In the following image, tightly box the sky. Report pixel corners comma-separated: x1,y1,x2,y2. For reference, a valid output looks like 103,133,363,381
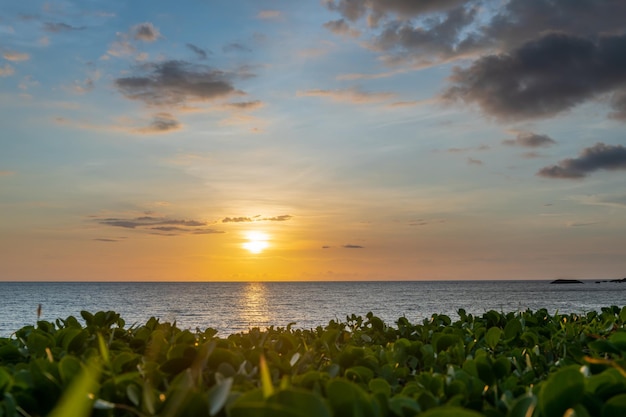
1,0,626,282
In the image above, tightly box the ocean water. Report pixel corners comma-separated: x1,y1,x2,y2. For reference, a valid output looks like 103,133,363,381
1,280,624,337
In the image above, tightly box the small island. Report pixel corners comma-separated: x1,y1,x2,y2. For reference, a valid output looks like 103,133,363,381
550,279,584,284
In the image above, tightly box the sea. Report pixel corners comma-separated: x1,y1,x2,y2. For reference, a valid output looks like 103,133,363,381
1,280,625,337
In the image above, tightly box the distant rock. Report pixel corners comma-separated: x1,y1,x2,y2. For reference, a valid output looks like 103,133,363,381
550,279,584,284
609,278,626,283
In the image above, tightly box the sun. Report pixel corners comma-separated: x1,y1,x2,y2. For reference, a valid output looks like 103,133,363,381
242,231,270,254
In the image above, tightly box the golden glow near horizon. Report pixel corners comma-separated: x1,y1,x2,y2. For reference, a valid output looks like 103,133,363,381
242,231,270,254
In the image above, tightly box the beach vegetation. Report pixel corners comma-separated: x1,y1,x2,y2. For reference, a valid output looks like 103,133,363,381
0,307,625,416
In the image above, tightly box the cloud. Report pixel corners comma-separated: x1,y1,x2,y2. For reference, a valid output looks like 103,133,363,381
324,0,466,24
609,91,626,121
323,19,360,38
483,0,626,51
0,170,15,176
115,60,239,107
220,100,264,110
538,143,626,179
97,215,222,236
151,226,222,234
2,51,30,62
298,87,395,104
93,238,121,242
221,214,293,223
186,43,208,60
444,33,626,121
0,65,14,77
257,10,282,20
223,42,252,53
372,5,479,59
343,244,364,249
262,215,293,222
222,217,253,223
467,157,483,166
43,22,85,33
135,113,182,134
503,132,556,148
132,22,161,42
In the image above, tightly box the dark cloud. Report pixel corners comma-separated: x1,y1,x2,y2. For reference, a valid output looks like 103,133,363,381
262,215,293,222
151,226,224,234
503,132,556,148
223,43,251,53
538,143,626,179
322,245,331,249
484,0,626,50
372,5,479,59
93,238,120,242
43,22,85,32
324,0,466,24
222,217,253,223
99,216,207,229
186,43,208,60
444,33,626,121
133,22,161,42
343,244,364,249
115,60,238,107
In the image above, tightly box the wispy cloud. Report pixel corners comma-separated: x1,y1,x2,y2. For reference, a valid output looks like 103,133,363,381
223,42,251,53
222,215,293,223
43,22,85,33
2,51,30,62
298,87,395,104
135,113,182,134
324,19,360,38
0,170,15,176
186,43,208,60
343,244,364,249
538,143,626,179
0,65,14,77
257,10,282,20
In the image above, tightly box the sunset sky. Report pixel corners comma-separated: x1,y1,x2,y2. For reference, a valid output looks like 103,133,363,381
1,0,626,282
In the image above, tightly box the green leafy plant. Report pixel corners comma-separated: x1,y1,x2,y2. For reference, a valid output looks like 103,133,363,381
0,307,625,416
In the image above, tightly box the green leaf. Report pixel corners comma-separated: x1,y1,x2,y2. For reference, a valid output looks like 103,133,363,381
369,378,391,397
602,394,626,417
208,377,233,416
419,406,484,417
508,395,536,417
126,383,141,407
58,355,82,385
0,368,12,394
270,388,332,417
485,327,503,350
260,355,274,399
47,360,100,417
538,366,584,417
504,318,523,340
326,379,378,417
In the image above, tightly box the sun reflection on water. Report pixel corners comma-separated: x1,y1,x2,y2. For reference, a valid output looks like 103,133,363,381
239,282,271,329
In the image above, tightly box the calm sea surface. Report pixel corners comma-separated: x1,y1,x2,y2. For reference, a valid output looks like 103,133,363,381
1,280,625,337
